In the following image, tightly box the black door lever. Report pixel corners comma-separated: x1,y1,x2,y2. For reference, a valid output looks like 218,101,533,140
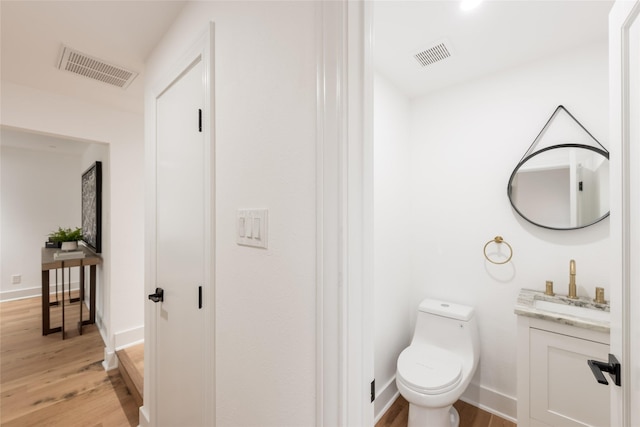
148,287,164,303
587,354,621,386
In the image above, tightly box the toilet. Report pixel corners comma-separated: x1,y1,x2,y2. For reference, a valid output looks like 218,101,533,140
396,298,479,427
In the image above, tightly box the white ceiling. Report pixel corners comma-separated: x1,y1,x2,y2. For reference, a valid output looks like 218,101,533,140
0,1,613,119
1,0,187,115
0,127,93,154
374,0,614,99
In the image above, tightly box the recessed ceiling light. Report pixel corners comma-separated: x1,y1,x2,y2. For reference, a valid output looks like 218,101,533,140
460,0,483,11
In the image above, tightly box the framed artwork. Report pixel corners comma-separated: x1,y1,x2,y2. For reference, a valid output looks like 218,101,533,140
82,161,102,253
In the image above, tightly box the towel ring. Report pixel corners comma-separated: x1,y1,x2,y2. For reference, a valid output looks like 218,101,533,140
483,236,513,265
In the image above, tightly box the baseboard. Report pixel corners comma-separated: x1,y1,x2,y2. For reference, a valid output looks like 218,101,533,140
375,380,517,423
101,326,144,372
0,287,40,302
373,376,516,422
139,405,151,427
460,382,517,422
103,347,118,371
0,282,80,302
374,376,399,423
114,325,144,350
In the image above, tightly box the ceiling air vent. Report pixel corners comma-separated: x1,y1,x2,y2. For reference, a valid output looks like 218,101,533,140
57,45,138,89
413,40,452,68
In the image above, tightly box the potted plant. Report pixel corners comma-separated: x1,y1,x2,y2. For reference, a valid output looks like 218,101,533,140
48,227,83,251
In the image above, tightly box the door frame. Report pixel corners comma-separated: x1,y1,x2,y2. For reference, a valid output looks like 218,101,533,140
316,1,374,425
609,1,640,426
141,23,215,427
323,0,640,425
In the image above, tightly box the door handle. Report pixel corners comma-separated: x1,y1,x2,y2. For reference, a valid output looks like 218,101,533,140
148,287,164,303
587,354,621,386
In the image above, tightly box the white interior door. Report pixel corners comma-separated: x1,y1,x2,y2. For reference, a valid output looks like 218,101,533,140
154,57,206,427
609,1,639,425
629,16,640,426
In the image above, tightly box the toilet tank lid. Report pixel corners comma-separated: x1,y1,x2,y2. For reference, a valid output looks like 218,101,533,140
418,298,475,321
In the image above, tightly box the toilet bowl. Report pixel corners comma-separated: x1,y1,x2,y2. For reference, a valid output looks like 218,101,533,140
396,298,479,427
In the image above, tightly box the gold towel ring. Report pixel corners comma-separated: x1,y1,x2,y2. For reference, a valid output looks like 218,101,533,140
483,236,513,265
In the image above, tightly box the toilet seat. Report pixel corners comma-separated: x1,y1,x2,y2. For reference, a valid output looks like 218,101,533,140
397,345,462,395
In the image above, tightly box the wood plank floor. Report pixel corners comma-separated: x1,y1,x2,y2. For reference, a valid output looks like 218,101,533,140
2,295,516,427
376,396,516,427
0,295,139,426
116,343,144,407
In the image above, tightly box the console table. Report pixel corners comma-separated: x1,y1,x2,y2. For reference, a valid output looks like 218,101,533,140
41,246,101,338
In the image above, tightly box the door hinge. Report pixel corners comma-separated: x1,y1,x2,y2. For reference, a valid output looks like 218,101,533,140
198,285,203,309
198,109,203,132
370,379,375,402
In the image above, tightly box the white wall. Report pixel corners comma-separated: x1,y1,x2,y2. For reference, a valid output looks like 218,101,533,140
0,81,145,359
144,2,317,426
373,73,413,420
0,141,81,300
408,42,609,418
374,41,609,421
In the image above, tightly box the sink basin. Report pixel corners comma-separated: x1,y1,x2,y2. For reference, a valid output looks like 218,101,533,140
534,299,610,322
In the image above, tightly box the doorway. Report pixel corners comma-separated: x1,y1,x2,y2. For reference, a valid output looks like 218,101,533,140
370,1,612,422
143,24,215,426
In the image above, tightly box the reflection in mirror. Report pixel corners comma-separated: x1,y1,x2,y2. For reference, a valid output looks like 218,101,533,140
508,144,609,230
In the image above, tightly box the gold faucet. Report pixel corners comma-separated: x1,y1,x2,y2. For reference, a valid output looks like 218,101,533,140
568,259,578,299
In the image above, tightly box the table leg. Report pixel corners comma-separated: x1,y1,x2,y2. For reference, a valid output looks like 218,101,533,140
89,265,96,324
42,269,62,336
67,267,72,300
49,271,60,307
54,269,59,305
78,265,85,335
42,270,49,335
61,266,65,340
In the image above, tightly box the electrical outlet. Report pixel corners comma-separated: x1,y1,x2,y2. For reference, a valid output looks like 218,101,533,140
11,274,21,285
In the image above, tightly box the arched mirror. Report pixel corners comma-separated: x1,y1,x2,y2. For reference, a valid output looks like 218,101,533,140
508,144,609,230
507,105,610,230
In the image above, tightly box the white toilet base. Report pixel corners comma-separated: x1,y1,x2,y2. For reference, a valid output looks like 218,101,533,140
407,404,459,427
451,406,460,427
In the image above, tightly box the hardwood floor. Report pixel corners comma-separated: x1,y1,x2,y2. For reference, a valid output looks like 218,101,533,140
376,396,516,427
0,295,139,426
2,295,515,427
116,343,144,408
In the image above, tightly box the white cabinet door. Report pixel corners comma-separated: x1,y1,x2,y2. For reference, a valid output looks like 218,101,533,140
530,328,610,427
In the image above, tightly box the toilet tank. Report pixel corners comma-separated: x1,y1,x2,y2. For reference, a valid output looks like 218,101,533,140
412,298,479,361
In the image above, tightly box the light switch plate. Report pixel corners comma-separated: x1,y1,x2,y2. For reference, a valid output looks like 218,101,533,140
237,209,268,248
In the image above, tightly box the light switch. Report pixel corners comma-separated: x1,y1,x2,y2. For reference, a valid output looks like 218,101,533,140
238,216,246,237
236,208,268,248
245,212,253,238
253,217,261,239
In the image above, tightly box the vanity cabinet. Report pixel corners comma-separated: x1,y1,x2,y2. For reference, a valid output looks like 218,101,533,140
517,316,610,427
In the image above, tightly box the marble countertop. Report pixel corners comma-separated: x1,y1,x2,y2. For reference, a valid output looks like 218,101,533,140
514,288,610,333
